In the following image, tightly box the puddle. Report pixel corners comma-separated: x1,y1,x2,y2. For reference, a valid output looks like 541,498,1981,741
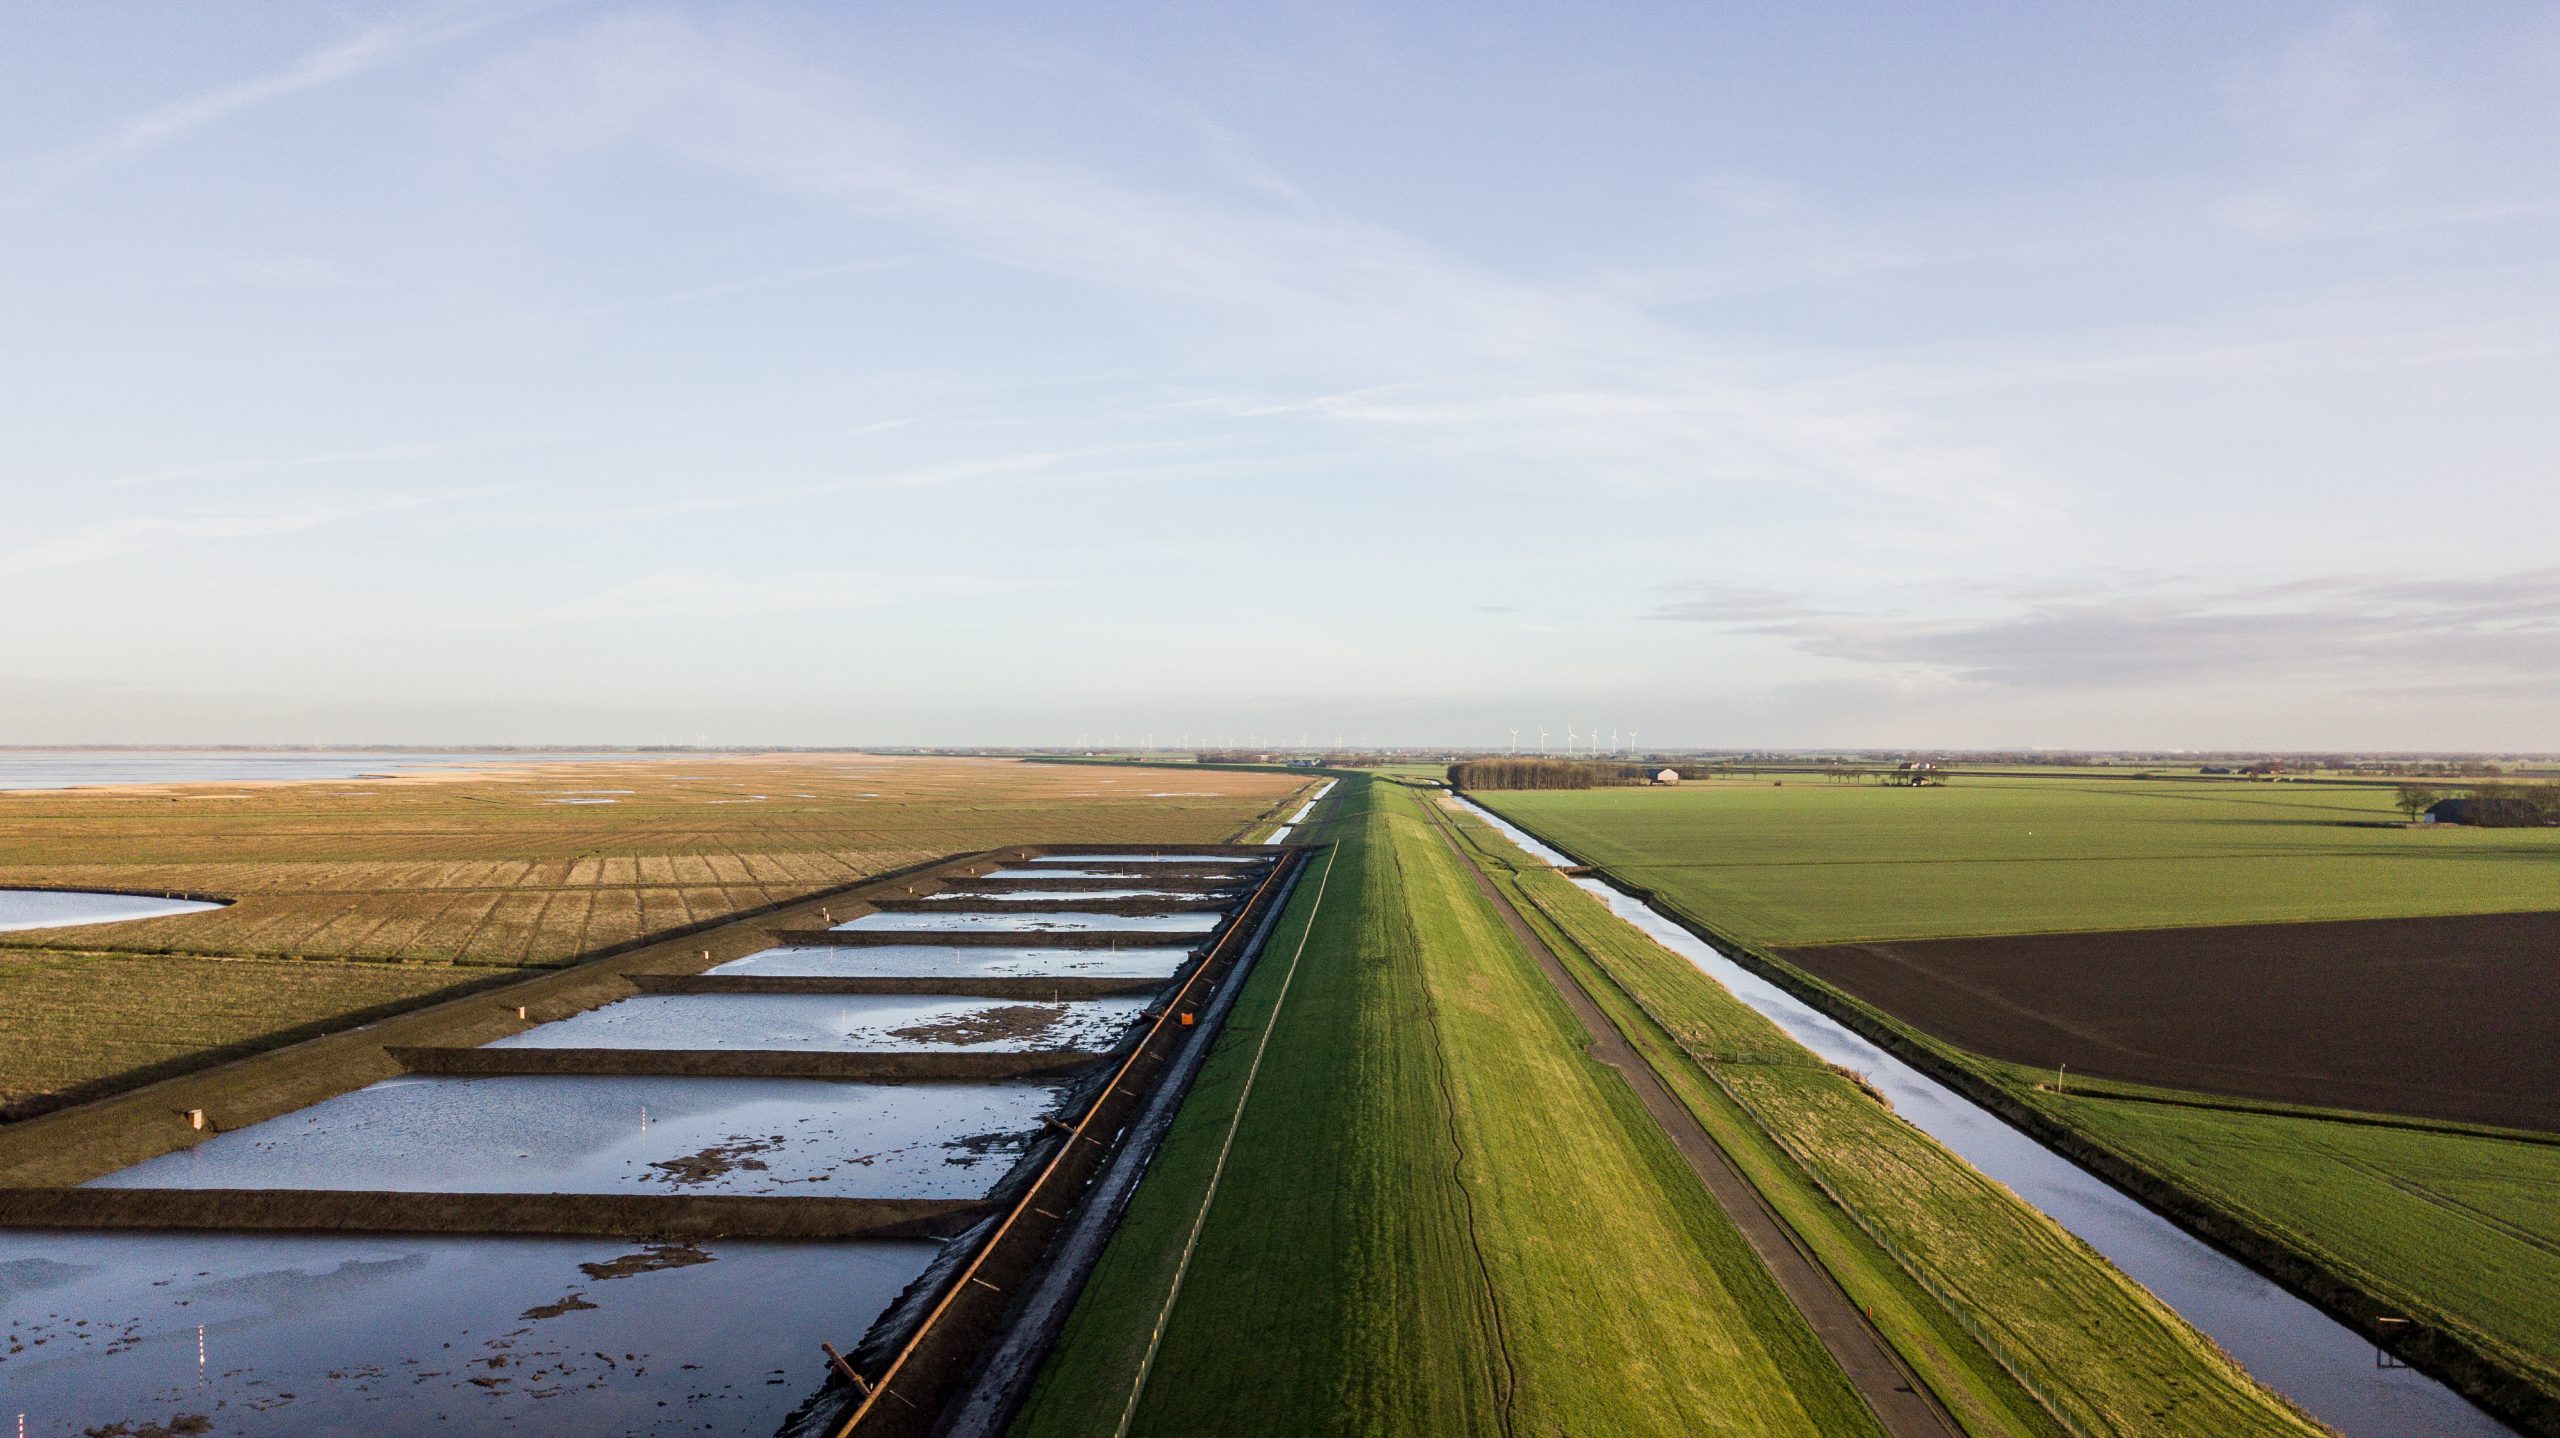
0,890,224,933
0,1229,931,1436
836,911,1220,934
487,995,1149,1052
711,945,1189,980
88,1076,1061,1199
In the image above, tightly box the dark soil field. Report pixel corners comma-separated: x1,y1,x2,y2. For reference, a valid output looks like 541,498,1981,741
1782,909,2560,1132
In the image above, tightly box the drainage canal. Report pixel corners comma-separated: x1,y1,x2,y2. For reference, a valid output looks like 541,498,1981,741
1458,796,2518,1438
0,844,1302,1438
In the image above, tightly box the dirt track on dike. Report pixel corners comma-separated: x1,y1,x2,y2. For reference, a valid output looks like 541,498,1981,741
1783,910,2560,1133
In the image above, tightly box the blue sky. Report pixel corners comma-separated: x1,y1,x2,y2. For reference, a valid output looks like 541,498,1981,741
5,3,2556,749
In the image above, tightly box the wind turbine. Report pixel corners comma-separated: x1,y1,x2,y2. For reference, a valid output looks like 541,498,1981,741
1537,725,1549,755
1508,728,1520,755
1566,723,1578,757
1627,729,1639,758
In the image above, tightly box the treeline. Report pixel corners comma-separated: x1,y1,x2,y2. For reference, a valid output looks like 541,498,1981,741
2464,782,2560,827
1448,758,1656,790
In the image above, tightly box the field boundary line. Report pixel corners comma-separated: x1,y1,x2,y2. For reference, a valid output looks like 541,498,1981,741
1112,842,1339,1438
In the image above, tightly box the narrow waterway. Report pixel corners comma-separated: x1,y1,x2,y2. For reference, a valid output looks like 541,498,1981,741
1458,797,2516,1438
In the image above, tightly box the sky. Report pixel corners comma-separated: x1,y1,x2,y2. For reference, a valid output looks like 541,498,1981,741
4,2,2557,751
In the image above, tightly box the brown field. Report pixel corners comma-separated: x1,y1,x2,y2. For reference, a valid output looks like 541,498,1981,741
0,755,1301,968
1783,909,2560,1132
0,755,1303,1116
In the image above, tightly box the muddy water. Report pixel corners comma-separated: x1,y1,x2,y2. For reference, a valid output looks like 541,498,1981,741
89,1075,1059,1199
487,994,1149,1052
836,911,1221,934
0,889,222,932
1457,798,2517,1438
712,945,1191,980
0,1228,933,1436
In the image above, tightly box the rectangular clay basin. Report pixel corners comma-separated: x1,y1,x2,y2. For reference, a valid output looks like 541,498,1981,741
982,867,1167,880
923,888,1200,901
87,1076,1061,1199
713,945,1191,980
1027,854,1257,863
487,994,1150,1052
835,910,1221,934
0,1228,932,1436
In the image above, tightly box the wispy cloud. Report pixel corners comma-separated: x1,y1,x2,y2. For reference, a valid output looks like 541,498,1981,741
106,444,451,489
524,568,1030,624
1650,568,2560,695
531,256,915,321
452,13,2041,524
11,0,539,207
1,493,451,572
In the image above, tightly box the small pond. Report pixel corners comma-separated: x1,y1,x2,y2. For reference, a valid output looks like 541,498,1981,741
0,889,222,933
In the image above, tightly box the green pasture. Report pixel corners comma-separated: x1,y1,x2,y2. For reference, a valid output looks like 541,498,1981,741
1484,776,2559,945
1013,775,1879,1438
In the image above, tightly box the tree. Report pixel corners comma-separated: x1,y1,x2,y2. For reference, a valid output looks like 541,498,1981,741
2393,784,2442,822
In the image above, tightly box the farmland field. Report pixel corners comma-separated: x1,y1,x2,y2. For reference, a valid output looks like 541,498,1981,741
1015,774,1885,1438
0,755,1303,1115
1479,776,2560,1429
1486,776,2559,946
1782,910,2560,1131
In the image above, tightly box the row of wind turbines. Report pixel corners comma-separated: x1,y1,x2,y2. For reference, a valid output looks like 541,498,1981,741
1508,725,1638,758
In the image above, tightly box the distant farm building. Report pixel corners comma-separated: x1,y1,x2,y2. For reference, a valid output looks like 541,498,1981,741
1652,768,1680,785
2423,798,2472,824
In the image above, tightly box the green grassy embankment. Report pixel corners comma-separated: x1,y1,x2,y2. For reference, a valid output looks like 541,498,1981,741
1488,778,2558,945
1013,775,1881,1438
1439,803,2320,1438
1478,779,2560,1431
